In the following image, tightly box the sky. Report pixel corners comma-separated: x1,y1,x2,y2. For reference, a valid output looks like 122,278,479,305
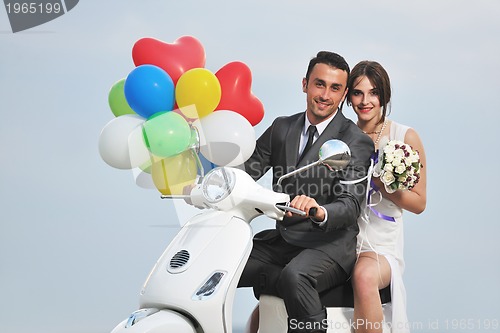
1,1,500,332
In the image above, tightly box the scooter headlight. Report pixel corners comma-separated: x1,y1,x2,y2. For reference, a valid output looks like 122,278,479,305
202,167,236,203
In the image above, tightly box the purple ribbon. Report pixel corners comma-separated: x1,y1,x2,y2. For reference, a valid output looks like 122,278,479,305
367,156,396,223
372,151,379,165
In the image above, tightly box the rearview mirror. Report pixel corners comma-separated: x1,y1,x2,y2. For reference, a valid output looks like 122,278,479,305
276,139,351,189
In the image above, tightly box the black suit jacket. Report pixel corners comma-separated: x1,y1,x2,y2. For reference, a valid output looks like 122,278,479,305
244,111,374,274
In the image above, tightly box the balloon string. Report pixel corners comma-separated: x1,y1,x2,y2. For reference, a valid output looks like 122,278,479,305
193,148,205,177
366,152,396,223
367,184,396,222
339,155,395,222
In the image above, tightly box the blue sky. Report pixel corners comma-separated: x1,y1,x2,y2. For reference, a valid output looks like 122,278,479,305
1,1,500,332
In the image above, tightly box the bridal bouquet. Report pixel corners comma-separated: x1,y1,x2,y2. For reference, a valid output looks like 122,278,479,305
373,138,421,193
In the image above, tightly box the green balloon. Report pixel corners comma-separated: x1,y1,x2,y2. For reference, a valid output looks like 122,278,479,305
108,79,136,117
142,111,191,158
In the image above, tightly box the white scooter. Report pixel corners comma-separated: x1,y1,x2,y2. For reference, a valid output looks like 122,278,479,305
109,139,391,333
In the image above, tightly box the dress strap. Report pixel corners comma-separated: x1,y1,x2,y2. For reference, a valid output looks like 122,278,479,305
390,120,410,142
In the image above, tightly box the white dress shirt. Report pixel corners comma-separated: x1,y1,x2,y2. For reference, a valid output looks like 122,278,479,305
299,110,339,226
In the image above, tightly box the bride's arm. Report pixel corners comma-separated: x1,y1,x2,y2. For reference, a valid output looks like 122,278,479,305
373,128,427,214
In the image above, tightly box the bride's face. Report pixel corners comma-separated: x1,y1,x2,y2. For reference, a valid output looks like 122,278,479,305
350,76,382,124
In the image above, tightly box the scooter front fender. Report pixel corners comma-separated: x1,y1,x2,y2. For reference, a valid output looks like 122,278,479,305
110,309,197,333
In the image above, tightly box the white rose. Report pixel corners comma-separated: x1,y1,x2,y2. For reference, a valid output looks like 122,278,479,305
384,163,394,172
393,149,405,159
392,158,402,167
395,164,406,174
394,164,406,174
410,152,420,164
384,144,396,155
381,171,395,185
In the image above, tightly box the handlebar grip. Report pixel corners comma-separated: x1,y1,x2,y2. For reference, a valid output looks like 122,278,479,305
309,207,317,217
275,204,306,216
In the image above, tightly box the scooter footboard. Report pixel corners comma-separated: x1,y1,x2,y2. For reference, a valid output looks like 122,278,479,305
110,309,197,333
258,295,392,333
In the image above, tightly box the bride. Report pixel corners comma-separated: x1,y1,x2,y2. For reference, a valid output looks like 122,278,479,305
347,60,427,333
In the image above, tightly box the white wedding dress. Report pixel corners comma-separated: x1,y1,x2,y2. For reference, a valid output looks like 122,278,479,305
357,120,411,333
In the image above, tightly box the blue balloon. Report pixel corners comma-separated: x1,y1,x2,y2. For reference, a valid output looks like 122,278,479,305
124,65,175,118
197,152,217,175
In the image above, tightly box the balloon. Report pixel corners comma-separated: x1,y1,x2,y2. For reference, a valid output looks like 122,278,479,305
98,115,150,169
124,65,175,119
197,152,217,175
188,126,217,175
175,105,199,122
134,168,156,189
132,36,206,85
215,61,264,126
108,79,136,117
142,111,192,158
151,149,198,195
176,68,221,119
193,110,256,166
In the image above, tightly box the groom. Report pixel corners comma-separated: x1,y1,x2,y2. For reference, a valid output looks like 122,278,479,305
238,51,374,332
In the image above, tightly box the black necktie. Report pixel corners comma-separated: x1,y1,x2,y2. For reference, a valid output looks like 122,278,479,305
298,125,317,164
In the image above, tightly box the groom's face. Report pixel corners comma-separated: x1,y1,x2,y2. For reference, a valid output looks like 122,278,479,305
302,63,348,125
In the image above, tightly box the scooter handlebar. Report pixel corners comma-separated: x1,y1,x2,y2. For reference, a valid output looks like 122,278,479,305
275,205,318,218
275,204,306,216
309,207,318,217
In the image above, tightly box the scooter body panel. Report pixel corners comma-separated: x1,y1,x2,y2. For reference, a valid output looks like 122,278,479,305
110,309,197,333
258,295,392,333
138,210,253,333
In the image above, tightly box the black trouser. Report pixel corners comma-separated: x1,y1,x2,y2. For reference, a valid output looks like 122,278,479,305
238,235,348,332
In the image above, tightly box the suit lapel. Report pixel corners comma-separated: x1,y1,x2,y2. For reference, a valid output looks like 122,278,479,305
286,113,305,168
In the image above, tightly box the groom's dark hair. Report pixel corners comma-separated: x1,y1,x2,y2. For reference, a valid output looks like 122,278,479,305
305,51,350,82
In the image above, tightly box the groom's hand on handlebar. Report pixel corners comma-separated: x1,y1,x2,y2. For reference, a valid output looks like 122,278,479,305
287,195,325,220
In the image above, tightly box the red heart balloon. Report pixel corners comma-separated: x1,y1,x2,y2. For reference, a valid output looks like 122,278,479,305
132,36,206,85
215,61,264,126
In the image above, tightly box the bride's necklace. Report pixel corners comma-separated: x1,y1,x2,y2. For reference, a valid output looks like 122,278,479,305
362,120,388,146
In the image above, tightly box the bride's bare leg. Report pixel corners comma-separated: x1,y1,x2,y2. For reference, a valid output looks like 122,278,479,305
352,252,391,333
244,304,260,333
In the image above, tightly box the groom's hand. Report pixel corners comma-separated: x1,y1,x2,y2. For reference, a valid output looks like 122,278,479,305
287,195,324,220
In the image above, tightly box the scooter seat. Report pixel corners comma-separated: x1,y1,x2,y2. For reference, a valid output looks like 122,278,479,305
319,281,391,308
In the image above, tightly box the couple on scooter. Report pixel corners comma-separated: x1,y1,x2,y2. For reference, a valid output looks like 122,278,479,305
238,51,427,333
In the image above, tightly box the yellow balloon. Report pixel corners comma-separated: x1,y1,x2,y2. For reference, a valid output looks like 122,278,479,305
138,154,162,174
176,68,221,119
151,149,198,195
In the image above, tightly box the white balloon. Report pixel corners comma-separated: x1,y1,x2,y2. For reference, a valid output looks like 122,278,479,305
193,110,256,166
133,168,156,189
98,115,150,169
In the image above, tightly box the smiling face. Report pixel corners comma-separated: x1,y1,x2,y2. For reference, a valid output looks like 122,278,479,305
349,76,382,125
302,63,348,125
